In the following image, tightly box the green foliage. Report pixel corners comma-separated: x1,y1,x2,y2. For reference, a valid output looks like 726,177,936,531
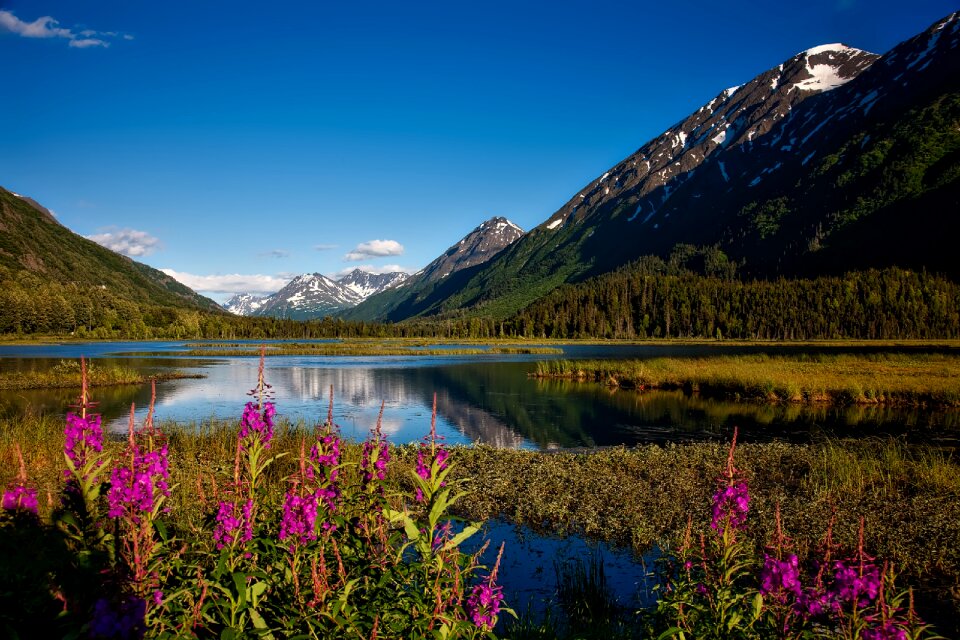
512,266,960,339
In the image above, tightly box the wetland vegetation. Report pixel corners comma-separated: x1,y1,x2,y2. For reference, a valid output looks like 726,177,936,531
533,353,960,407
0,359,202,390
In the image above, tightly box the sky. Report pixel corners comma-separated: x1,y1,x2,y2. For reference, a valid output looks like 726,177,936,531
1,0,956,303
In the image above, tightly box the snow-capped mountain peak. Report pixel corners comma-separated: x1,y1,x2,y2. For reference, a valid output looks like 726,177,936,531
228,269,410,319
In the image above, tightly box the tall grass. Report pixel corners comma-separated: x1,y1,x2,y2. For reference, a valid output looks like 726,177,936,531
0,359,201,390
533,353,960,406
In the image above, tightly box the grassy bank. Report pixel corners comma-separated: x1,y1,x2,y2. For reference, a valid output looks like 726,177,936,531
533,353,960,406
0,360,203,390
3,412,958,626
171,341,564,357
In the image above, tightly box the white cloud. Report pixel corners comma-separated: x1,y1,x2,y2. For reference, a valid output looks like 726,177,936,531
333,264,411,278
344,239,404,261
86,228,161,257
258,249,290,259
0,10,128,48
70,38,109,49
159,269,289,295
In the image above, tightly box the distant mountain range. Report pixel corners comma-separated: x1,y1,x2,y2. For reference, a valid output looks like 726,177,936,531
224,269,409,319
227,217,524,320
347,11,960,322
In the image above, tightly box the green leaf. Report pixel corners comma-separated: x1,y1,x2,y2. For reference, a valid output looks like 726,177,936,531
232,572,249,606
249,607,268,631
752,592,763,621
442,523,479,552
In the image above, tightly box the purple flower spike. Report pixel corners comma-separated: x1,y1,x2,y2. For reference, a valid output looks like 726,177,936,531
279,491,319,550
2,485,39,514
107,444,170,521
466,581,504,631
239,401,275,449
760,553,802,597
863,621,909,640
64,412,104,479
832,560,881,607
214,499,254,550
710,480,750,533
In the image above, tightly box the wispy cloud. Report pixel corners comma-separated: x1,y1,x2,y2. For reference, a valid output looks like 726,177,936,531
333,264,411,278
258,249,290,259
86,228,161,257
314,243,338,251
159,269,289,295
344,239,404,261
0,10,130,48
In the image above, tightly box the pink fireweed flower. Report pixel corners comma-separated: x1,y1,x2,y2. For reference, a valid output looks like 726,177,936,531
863,621,909,640
710,481,750,533
416,446,450,481
361,439,390,484
279,491,319,550
467,542,505,632
832,559,881,607
466,581,504,631
213,499,254,550
107,444,170,521
2,484,39,514
239,401,275,449
796,585,835,618
307,433,342,513
63,412,104,479
760,553,802,598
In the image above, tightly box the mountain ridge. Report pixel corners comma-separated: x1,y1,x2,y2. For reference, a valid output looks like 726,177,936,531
365,11,960,322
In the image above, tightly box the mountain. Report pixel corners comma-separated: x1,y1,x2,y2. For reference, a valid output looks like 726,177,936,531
339,269,410,299
343,216,524,321
368,12,960,322
0,187,222,313
229,269,409,319
223,293,268,316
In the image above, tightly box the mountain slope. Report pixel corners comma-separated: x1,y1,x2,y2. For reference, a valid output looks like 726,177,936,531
0,187,222,312
381,12,960,321
344,217,523,321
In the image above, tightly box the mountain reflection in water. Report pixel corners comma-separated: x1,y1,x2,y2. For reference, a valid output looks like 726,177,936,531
1,349,957,449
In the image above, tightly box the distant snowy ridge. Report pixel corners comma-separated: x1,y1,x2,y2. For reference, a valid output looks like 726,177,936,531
225,269,409,318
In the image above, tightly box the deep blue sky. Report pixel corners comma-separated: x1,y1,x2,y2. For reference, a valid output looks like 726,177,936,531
1,0,956,301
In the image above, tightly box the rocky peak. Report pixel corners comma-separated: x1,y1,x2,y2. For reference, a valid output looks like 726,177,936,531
416,216,524,283
539,44,880,231
339,269,410,298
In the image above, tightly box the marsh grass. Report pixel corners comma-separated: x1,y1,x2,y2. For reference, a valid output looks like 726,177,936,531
534,353,960,406
173,342,563,356
0,359,202,390
2,412,958,629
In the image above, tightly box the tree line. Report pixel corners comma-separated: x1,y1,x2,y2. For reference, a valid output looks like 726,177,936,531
2,264,959,341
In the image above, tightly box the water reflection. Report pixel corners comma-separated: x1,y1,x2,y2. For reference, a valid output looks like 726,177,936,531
1,348,958,449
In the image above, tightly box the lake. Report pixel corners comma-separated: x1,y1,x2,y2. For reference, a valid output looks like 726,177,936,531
1,340,958,449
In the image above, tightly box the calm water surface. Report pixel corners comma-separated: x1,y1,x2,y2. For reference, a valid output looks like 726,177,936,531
1,340,957,448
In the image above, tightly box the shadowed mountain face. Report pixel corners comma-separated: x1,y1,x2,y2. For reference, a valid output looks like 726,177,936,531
368,12,960,321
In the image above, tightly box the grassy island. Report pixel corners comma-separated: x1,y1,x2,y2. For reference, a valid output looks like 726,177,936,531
532,353,960,406
0,359,203,390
